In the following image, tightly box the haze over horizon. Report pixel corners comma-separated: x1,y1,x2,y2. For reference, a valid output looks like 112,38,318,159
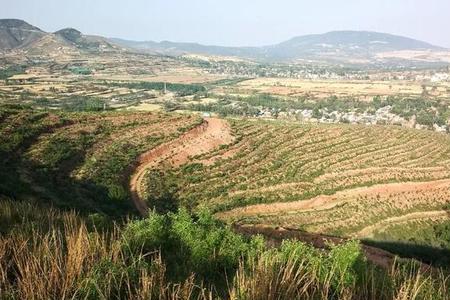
2,0,450,48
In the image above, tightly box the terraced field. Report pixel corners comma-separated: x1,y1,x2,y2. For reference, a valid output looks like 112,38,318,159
0,106,201,214
370,217,450,248
146,119,450,241
130,117,234,214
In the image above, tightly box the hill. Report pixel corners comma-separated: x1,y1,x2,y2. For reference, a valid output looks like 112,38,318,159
55,27,117,52
0,19,46,50
262,31,444,61
278,31,441,51
110,37,258,57
0,19,119,56
1,19,448,66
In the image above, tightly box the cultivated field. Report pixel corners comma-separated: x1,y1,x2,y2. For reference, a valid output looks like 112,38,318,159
228,78,450,100
142,119,450,244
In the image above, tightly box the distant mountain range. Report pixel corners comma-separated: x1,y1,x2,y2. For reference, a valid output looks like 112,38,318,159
1,19,449,66
112,31,444,59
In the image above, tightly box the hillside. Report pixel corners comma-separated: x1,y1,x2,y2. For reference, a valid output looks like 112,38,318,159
1,106,449,299
135,118,450,264
55,27,118,52
0,106,202,215
110,37,258,57
262,31,444,62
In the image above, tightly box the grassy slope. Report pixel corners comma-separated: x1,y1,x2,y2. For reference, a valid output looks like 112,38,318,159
0,106,202,216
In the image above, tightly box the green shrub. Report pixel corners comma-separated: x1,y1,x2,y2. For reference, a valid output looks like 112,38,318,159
107,184,128,202
121,208,253,282
122,211,167,253
144,169,180,213
325,240,366,291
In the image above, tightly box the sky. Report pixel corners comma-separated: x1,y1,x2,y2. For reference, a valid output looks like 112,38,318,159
2,0,450,48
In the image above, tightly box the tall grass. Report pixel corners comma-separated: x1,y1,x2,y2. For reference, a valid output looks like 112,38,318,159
0,200,212,299
229,246,449,300
0,199,448,299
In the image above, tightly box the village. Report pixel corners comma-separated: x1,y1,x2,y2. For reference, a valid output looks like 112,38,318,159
201,58,450,82
255,105,449,134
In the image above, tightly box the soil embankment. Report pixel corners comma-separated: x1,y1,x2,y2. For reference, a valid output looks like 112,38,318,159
129,118,234,215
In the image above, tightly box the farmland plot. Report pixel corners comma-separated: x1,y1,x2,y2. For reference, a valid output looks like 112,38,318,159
151,119,450,239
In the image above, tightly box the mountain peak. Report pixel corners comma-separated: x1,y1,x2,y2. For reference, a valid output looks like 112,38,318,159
55,28,83,42
0,19,41,30
0,19,45,50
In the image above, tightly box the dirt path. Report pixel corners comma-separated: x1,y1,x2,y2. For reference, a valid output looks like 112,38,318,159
217,179,450,219
129,118,234,215
354,210,450,238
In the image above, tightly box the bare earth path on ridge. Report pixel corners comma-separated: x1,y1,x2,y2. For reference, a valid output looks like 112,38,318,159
355,210,450,238
129,118,234,215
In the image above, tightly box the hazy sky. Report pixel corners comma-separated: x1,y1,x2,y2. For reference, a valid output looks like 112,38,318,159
2,0,450,47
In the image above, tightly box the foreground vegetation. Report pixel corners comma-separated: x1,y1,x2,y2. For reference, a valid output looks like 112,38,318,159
0,199,448,300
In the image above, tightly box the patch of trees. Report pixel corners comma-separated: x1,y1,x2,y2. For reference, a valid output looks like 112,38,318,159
107,81,206,96
186,100,259,117
0,65,26,80
61,96,107,112
68,66,92,75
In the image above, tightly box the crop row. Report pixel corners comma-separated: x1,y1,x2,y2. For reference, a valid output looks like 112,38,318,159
165,119,450,213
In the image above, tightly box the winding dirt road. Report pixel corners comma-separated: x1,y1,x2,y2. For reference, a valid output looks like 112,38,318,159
129,118,234,215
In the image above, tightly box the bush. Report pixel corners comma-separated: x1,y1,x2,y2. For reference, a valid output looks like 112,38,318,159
325,240,366,291
107,184,128,202
169,207,250,279
122,211,167,253
122,208,253,281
